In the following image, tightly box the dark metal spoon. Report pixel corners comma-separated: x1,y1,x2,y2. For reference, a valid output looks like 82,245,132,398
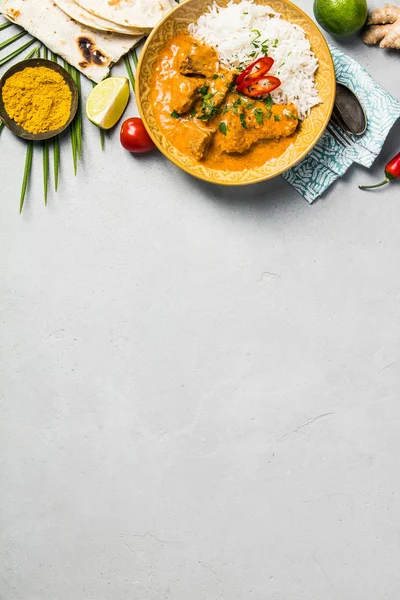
333,83,367,136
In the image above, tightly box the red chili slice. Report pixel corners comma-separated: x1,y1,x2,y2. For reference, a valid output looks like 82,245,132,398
235,57,274,88
239,75,281,98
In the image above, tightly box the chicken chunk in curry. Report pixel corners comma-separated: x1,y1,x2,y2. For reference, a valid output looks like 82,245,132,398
178,41,219,77
215,96,298,155
151,33,300,171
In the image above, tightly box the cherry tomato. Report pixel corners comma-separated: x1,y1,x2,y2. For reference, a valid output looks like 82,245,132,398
120,117,156,153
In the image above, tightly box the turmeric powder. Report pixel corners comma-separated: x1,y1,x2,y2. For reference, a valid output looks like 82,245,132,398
2,66,72,134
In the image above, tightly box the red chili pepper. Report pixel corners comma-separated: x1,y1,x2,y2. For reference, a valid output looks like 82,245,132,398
235,57,274,88
238,75,281,98
359,151,400,190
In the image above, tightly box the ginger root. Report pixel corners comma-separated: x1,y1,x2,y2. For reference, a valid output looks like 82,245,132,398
362,4,400,49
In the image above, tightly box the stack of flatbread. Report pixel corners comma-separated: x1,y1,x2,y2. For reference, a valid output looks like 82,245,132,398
0,0,176,81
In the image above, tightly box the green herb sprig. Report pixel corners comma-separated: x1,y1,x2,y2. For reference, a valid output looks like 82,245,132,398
254,108,263,124
219,121,227,135
264,94,274,110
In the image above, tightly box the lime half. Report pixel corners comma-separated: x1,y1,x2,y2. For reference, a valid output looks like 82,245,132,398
314,0,367,36
86,77,130,129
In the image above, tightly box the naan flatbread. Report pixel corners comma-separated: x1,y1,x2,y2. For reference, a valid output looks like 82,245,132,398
0,0,142,82
54,0,149,35
75,0,176,29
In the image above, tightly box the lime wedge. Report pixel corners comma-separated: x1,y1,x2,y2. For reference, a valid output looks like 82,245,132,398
86,77,130,130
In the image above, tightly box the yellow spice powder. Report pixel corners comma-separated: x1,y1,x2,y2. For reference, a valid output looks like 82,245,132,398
2,66,72,134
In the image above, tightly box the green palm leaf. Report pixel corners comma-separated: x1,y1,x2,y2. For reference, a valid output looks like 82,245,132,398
0,38,35,66
63,61,78,174
73,68,83,158
49,52,61,191
20,142,33,214
124,53,136,92
53,136,60,192
0,30,26,51
0,21,13,31
43,141,49,205
91,81,105,150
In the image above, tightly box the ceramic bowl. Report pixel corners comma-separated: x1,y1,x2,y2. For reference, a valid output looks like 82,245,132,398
0,58,78,141
136,0,335,185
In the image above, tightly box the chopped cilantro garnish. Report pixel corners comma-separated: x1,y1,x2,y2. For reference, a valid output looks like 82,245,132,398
204,93,215,100
246,103,254,110
266,111,272,119
199,97,222,120
199,85,209,96
233,98,242,107
213,74,219,79
232,106,239,115
251,29,261,47
264,94,274,110
254,108,263,124
219,122,228,135
170,111,180,119
190,109,197,118
274,115,280,121
240,113,247,129
273,38,279,47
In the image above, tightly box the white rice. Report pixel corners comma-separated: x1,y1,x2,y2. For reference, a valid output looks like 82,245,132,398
188,0,321,120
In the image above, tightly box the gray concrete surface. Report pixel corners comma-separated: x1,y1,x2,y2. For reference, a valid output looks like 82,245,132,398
1,1,400,598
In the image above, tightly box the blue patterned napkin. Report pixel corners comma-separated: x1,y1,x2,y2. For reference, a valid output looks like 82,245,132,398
282,45,400,203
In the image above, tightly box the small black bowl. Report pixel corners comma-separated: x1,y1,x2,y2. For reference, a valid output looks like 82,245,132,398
0,58,78,141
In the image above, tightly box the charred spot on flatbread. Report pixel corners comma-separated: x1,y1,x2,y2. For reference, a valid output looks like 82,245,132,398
5,8,20,20
77,36,108,67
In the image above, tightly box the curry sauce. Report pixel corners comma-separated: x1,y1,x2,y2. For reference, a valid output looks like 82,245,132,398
150,33,299,171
